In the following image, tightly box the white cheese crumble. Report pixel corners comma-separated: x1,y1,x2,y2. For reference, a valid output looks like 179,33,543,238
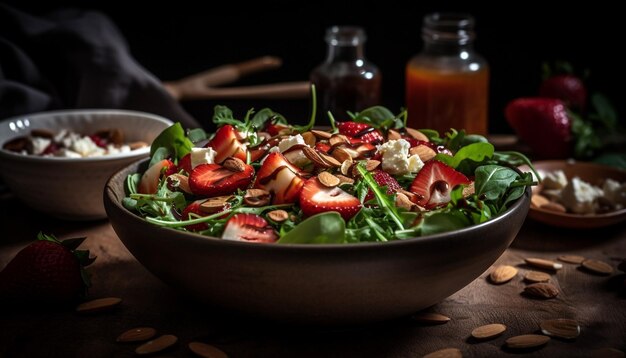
541,169,568,190
190,147,217,169
603,178,626,208
278,134,309,167
560,177,604,214
377,139,422,175
29,137,51,155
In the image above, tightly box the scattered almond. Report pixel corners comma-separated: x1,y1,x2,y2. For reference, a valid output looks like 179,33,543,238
76,297,122,314
412,312,451,325
525,258,562,270
243,189,270,207
524,283,559,299
336,174,355,185
116,327,157,343
581,259,614,275
329,134,350,146
489,265,518,284
200,196,233,213
223,157,246,172
301,131,317,147
505,334,550,349
135,334,178,355
471,323,507,340
591,348,625,358
387,129,402,141
267,209,289,223
340,159,353,176
524,271,551,283
558,255,586,264
540,202,567,213
167,173,192,194
406,127,429,142
188,342,229,358
365,160,381,171
311,129,332,139
318,171,340,187
539,318,580,339
332,147,353,163
409,144,437,162
423,347,462,358
531,194,550,208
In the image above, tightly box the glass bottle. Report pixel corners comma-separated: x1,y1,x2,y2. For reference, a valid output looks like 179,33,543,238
310,26,381,123
405,13,489,135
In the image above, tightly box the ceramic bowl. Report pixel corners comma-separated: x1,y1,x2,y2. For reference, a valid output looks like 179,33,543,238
104,159,531,325
0,110,172,220
521,160,626,229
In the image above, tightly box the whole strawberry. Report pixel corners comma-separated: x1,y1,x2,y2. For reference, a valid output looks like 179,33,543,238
0,232,94,306
505,98,572,159
539,74,587,112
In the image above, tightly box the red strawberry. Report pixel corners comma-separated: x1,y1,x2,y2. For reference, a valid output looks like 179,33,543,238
206,125,247,163
138,159,176,194
337,122,384,144
222,213,278,243
181,200,209,231
253,152,305,204
0,233,94,306
364,170,402,202
189,160,254,197
504,98,572,159
266,123,291,136
315,142,331,153
409,160,471,209
178,153,192,174
539,74,587,111
248,146,269,163
299,177,362,220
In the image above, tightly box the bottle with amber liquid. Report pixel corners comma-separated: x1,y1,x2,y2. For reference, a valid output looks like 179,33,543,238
405,13,489,135
310,26,381,123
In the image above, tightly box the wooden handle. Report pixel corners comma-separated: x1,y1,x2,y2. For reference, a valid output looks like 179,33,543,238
188,81,311,100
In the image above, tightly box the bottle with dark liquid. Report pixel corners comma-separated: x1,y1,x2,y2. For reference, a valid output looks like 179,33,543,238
310,26,381,123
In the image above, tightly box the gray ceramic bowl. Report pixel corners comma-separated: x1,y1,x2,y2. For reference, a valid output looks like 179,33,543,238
105,159,531,325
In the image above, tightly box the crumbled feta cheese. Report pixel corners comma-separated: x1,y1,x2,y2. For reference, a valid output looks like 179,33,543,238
278,134,306,152
29,137,51,155
72,136,105,157
190,147,217,169
542,169,568,190
603,178,626,207
560,177,604,214
377,139,421,175
106,144,131,154
277,134,309,167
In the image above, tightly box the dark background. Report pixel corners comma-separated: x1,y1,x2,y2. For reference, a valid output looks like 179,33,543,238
4,2,623,133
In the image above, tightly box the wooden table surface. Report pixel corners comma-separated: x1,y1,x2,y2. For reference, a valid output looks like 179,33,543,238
0,192,624,358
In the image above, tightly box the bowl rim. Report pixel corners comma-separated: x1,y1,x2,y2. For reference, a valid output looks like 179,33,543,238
105,158,532,251
0,109,173,163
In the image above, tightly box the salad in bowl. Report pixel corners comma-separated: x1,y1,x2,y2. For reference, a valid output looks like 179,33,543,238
123,101,536,244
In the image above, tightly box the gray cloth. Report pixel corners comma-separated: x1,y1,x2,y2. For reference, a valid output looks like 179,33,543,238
0,4,199,128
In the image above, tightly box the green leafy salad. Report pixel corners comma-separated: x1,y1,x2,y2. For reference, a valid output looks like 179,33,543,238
123,102,537,244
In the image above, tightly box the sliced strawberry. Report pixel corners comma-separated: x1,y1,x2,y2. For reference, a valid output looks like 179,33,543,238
364,170,402,202
315,142,331,153
181,200,209,231
249,146,268,163
189,162,254,197
337,122,384,144
178,153,192,174
253,152,305,204
206,125,247,163
299,177,361,220
138,159,176,194
222,213,278,243
409,160,471,209
266,123,291,136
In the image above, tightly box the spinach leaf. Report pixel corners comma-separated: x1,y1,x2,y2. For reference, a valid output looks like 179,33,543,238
350,106,404,131
419,211,469,235
149,147,169,168
434,142,494,170
278,212,346,244
250,108,286,130
150,123,193,160
475,165,519,202
186,128,207,143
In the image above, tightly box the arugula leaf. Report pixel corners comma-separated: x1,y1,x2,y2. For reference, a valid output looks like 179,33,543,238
150,123,193,160
474,165,519,202
212,105,242,128
278,212,346,244
356,165,404,230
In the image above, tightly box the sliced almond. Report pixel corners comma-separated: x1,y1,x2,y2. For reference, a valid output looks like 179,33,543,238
128,141,148,150
524,271,551,283
581,259,614,275
423,347,462,358
409,144,437,162
489,265,518,284
116,327,157,342
135,334,178,355
524,283,559,299
267,209,289,222
318,171,340,187
167,173,192,194
406,127,429,142
336,174,354,185
539,318,580,339
243,189,270,207
188,342,229,358
319,151,342,167
505,334,550,349
76,297,122,314
396,192,416,211
223,157,246,172
525,258,562,270
558,255,586,264
329,134,350,146
387,129,402,141
311,129,332,139
365,160,381,171
340,159,353,176
471,323,507,340
303,147,330,168
332,147,353,163
412,312,451,325
531,194,550,208
540,202,567,213
301,131,317,147
200,196,233,213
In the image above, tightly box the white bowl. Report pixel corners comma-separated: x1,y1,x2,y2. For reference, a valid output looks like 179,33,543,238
0,109,173,220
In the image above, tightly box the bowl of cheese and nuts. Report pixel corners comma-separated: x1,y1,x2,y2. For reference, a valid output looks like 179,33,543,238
0,109,172,220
